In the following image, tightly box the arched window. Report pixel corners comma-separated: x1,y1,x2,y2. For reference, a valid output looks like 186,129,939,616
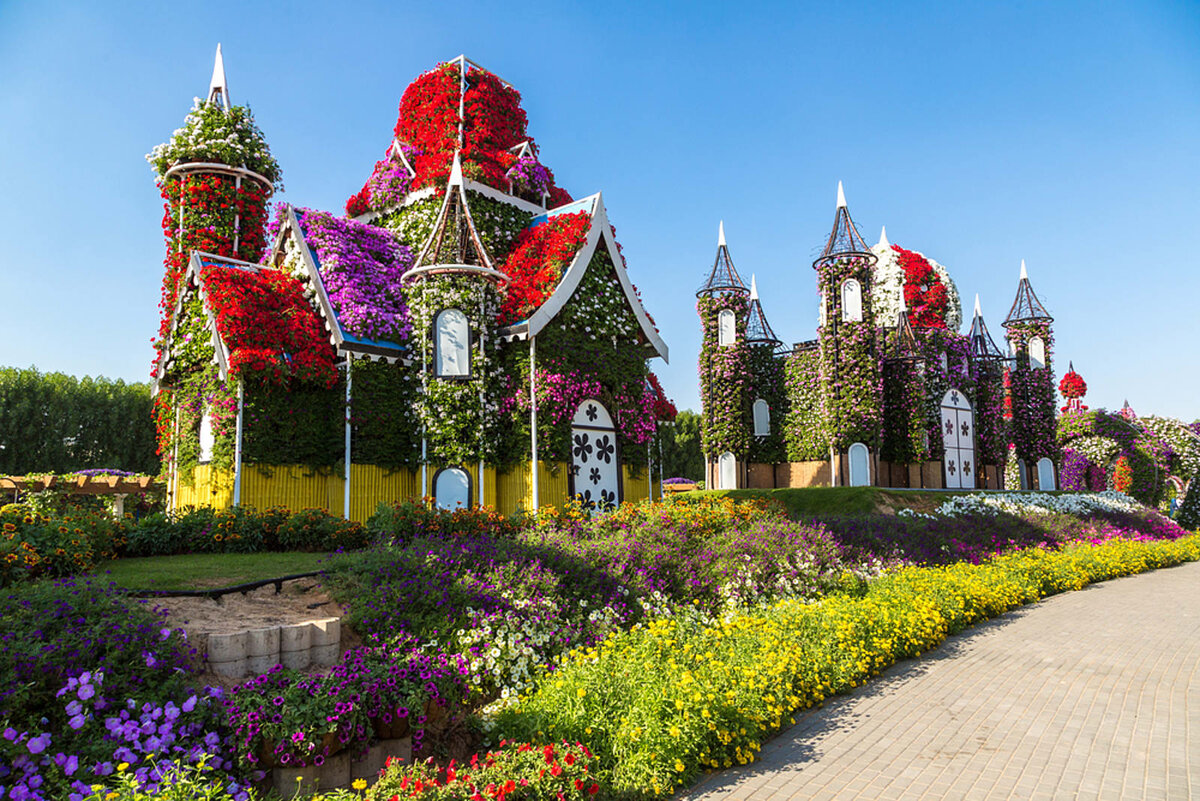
718,310,736,346
939,352,949,374
752,399,770,437
1029,336,1046,370
434,309,471,377
841,279,863,322
433,467,471,510
818,297,827,328
198,405,214,463
1036,458,1056,491
718,452,736,490
848,442,870,487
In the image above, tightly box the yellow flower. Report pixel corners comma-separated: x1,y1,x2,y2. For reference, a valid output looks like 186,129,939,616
577,688,587,698
118,762,130,772
352,778,368,790
675,760,685,772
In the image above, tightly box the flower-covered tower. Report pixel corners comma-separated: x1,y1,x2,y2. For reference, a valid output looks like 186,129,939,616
403,152,511,501
696,221,751,489
967,295,1010,482
815,182,881,485
744,276,786,469
1003,260,1058,486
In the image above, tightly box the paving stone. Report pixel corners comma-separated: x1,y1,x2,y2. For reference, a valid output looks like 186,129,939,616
680,560,1200,800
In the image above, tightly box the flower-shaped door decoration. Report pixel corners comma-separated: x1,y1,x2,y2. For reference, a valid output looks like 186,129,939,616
940,387,975,489
571,400,619,514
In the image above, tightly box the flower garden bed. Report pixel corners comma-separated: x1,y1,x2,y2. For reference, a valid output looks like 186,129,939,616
0,492,1194,800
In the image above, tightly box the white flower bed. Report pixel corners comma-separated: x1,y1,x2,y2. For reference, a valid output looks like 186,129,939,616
900,490,1144,519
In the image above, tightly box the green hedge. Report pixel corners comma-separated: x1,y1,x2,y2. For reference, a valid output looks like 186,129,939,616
0,366,158,475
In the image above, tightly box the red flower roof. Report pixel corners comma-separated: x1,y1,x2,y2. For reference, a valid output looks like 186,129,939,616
199,260,337,387
497,211,592,324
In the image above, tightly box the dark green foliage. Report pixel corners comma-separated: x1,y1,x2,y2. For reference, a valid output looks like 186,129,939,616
746,346,786,463
241,375,342,467
658,409,704,480
349,358,421,468
0,366,158,475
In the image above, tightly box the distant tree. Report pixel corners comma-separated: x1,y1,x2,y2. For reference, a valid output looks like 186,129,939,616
659,409,704,481
0,366,159,475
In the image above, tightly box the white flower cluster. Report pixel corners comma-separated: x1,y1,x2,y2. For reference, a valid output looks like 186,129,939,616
870,242,962,332
901,490,1144,519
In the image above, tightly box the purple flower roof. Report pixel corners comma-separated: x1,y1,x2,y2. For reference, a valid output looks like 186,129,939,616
294,208,414,345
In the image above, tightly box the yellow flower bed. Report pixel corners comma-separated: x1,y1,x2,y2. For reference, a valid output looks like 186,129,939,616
497,535,1200,797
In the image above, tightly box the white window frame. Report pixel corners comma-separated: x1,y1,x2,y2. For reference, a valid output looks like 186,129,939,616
718,309,736,347
434,308,471,378
752,399,770,437
841,279,863,322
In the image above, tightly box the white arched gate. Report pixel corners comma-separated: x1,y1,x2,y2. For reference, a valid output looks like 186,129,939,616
941,388,975,489
570,399,620,513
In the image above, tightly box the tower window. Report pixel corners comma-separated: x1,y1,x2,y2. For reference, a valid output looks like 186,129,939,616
841,279,862,322
434,308,471,378
718,309,736,346
753,399,770,436
1029,336,1046,370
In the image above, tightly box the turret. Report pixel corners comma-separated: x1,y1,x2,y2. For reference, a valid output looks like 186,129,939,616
814,182,881,485
1002,260,1058,476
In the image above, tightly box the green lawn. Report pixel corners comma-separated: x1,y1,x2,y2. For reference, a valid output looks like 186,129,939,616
686,486,1009,517
87,551,334,591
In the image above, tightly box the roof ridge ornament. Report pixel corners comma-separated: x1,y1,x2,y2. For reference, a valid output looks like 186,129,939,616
207,43,230,110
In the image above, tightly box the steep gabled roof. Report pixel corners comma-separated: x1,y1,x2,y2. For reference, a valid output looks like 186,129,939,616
1004,260,1052,326
270,206,411,363
155,251,337,392
497,192,668,363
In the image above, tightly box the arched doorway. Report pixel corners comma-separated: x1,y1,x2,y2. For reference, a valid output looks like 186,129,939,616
571,399,620,513
433,467,471,510
1036,457,1056,491
848,442,870,487
940,388,975,489
718,452,736,490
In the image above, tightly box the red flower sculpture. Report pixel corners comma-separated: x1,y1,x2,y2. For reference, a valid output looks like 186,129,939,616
892,244,948,328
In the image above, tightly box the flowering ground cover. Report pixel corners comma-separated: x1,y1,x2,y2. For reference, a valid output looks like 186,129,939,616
3,491,1195,801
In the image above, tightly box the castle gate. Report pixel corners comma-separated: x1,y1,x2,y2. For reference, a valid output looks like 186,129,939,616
570,399,620,512
941,388,976,489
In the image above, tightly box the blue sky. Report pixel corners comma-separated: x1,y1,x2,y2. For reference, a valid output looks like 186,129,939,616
1,0,1197,420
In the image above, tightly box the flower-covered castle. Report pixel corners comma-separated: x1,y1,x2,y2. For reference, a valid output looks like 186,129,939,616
149,49,673,517
697,183,1059,490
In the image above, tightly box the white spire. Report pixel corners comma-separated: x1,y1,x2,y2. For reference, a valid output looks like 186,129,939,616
718,220,726,248
878,225,889,248
974,293,982,318
749,274,758,301
207,43,230,110
448,151,464,187
836,181,847,209
899,291,908,312
1020,259,1028,280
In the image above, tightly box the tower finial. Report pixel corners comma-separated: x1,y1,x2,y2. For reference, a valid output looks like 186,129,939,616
749,274,758,301
718,220,726,247
878,225,889,248
836,181,846,209
974,293,982,317
207,43,230,110
1020,259,1028,280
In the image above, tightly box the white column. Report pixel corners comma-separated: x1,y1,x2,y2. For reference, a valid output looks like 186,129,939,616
530,335,539,511
233,380,245,506
343,357,352,520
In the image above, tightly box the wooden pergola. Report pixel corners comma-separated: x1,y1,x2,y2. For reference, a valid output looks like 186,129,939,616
1,474,158,517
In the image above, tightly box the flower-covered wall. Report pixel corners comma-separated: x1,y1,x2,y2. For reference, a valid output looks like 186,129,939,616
816,254,882,450
697,295,750,460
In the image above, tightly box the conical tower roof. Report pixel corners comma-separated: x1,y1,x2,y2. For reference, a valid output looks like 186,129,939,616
969,294,1007,361
1003,260,1052,326
817,181,873,262
696,220,748,297
207,44,230,110
404,152,508,283
745,275,781,348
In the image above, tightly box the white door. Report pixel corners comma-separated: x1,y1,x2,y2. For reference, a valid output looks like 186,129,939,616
1036,457,1056,491
571,400,620,513
718,452,736,490
848,442,870,487
434,467,470,509
941,388,976,489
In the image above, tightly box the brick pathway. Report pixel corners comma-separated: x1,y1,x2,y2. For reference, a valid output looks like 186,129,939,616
680,560,1200,801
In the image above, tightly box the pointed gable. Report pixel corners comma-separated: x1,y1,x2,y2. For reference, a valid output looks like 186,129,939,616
271,205,413,362
498,193,668,362
157,252,337,390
